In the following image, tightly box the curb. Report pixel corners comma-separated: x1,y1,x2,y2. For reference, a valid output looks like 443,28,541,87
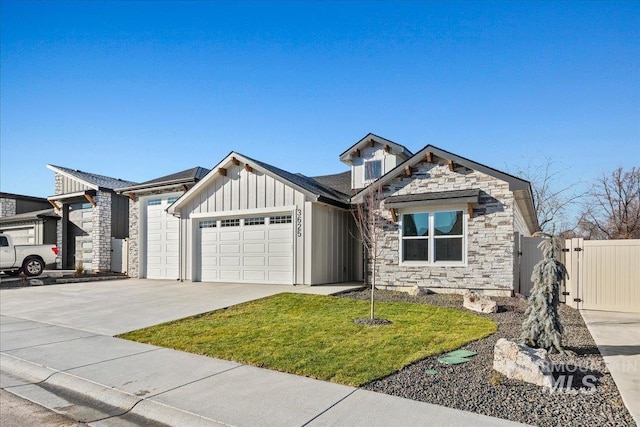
0,354,226,426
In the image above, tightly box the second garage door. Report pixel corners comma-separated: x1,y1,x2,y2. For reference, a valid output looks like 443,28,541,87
199,214,293,284
145,196,179,279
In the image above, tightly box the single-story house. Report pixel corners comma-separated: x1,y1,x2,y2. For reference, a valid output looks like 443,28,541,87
116,167,209,279
163,133,539,295
46,165,136,271
0,192,59,245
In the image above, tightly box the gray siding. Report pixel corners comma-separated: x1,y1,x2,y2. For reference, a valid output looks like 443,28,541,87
58,173,92,195
310,203,359,284
15,199,51,215
110,194,130,239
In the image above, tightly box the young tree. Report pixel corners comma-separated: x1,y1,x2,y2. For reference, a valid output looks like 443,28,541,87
578,167,640,239
521,232,568,354
351,164,384,320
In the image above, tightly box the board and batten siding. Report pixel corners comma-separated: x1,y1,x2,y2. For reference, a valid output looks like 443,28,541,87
179,165,309,284
57,173,92,195
351,145,403,190
513,202,531,237
309,203,360,284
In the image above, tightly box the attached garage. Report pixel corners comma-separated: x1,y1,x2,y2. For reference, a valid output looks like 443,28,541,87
2,227,36,245
143,195,179,280
170,152,360,285
198,213,293,284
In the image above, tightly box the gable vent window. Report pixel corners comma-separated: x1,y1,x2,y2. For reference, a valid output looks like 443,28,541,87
220,219,240,227
364,160,382,180
270,215,292,224
199,220,216,228
147,199,162,206
244,217,265,226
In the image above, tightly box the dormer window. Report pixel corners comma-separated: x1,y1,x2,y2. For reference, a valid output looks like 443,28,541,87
364,160,382,180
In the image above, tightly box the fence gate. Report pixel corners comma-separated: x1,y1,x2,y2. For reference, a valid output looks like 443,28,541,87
518,236,546,297
564,238,640,313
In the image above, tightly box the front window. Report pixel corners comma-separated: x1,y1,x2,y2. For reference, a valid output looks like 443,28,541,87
401,210,465,263
364,160,382,180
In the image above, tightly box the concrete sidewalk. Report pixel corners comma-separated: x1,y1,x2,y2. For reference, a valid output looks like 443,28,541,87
581,310,640,426
0,315,524,427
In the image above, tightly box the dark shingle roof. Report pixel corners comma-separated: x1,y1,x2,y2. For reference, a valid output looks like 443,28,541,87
48,165,138,190
310,171,353,196
0,208,60,223
384,189,480,206
240,154,351,209
118,167,210,192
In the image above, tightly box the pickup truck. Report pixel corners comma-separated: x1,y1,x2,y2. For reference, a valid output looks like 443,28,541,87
0,234,59,277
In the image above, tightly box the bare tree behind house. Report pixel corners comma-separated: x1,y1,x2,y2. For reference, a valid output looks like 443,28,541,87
513,155,584,233
351,165,385,320
579,166,640,239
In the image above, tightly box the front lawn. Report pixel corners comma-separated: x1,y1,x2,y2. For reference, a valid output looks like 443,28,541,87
118,293,496,386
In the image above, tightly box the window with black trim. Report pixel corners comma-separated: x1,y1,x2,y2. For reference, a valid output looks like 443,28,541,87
244,217,265,226
401,210,464,263
364,160,382,180
270,215,292,224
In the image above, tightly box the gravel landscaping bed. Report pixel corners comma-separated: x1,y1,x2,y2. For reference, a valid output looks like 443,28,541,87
341,289,635,427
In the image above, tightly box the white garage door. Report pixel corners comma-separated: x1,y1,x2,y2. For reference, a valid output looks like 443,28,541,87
1,227,35,245
145,197,179,279
199,214,293,284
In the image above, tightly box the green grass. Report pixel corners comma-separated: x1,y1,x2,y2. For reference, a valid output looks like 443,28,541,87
118,293,496,386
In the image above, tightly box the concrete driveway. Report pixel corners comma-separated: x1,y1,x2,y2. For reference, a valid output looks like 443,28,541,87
0,279,362,335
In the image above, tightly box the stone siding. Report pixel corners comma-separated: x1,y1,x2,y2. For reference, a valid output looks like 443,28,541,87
0,198,17,218
370,161,517,295
92,192,112,271
54,173,63,195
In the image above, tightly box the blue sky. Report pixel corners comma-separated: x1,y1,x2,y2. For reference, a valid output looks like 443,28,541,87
1,1,638,220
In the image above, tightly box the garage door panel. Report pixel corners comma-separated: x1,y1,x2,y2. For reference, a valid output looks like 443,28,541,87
220,244,240,254
244,243,265,253
268,256,292,267
243,230,266,240
244,270,266,281
199,213,293,284
268,243,291,253
244,256,266,267
220,231,240,241
220,270,241,280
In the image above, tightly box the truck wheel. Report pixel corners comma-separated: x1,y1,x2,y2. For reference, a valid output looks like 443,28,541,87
23,257,44,277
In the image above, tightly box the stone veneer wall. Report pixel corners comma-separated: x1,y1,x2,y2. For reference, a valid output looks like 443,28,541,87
92,192,112,271
371,161,516,296
0,198,17,218
128,196,140,278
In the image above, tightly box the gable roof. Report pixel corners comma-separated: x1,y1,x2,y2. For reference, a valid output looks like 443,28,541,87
0,192,49,203
47,164,138,191
168,152,351,214
352,144,539,233
117,166,210,193
0,208,59,224
339,133,413,165
310,171,353,196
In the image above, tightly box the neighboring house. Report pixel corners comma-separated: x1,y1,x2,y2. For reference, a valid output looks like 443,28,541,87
46,165,137,271
164,133,538,295
0,192,59,245
116,167,210,279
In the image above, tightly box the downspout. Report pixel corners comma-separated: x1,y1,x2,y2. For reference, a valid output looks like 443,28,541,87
178,213,183,282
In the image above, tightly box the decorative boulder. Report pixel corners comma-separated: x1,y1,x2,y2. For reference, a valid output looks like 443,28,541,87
29,279,44,286
463,291,498,313
48,271,64,278
408,286,428,297
493,338,554,387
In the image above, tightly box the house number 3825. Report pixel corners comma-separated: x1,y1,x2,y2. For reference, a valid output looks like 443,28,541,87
296,208,303,237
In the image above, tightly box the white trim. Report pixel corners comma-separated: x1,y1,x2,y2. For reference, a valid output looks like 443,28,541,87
189,205,297,220
398,205,468,267
46,165,99,191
